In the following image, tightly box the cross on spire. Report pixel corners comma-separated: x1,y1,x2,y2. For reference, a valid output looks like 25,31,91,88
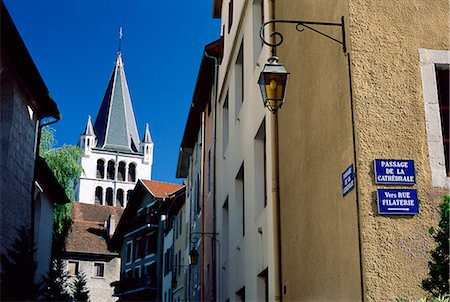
118,27,123,54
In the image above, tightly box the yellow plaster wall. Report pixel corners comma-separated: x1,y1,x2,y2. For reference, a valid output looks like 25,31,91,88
275,1,362,301
348,0,449,300
275,0,448,301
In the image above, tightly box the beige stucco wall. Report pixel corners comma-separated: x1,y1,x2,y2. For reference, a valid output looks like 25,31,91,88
275,1,362,301
276,0,449,301
348,0,449,300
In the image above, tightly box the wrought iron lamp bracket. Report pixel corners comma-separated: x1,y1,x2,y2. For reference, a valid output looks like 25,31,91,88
260,16,347,56
190,232,219,244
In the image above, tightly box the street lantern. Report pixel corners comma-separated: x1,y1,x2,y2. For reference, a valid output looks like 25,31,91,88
189,248,199,265
258,56,289,113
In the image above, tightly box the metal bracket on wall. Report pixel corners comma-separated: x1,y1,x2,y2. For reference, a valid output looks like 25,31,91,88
260,16,347,56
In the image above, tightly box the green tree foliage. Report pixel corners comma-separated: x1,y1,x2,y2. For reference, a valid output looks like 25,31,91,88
71,271,90,302
0,226,39,301
39,126,82,255
422,195,449,297
41,258,72,301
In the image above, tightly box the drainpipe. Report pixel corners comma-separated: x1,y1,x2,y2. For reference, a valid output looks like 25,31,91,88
204,50,219,302
200,111,206,302
33,116,60,259
267,0,283,301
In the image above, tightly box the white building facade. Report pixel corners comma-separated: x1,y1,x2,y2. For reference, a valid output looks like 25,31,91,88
213,0,276,300
76,52,153,207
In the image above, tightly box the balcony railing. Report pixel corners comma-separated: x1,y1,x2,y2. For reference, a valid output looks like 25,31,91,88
112,275,157,296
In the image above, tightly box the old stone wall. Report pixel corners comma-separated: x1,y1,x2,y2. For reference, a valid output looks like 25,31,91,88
0,67,37,260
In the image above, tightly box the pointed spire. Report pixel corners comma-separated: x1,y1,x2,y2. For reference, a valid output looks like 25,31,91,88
93,50,141,153
83,115,95,136
142,123,153,143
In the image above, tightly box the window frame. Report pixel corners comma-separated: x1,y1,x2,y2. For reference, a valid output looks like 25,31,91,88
67,260,80,277
126,240,133,264
419,48,450,188
93,262,105,278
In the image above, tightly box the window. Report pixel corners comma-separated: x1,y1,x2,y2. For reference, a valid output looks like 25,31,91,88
135,237,143,260
236,286,245,302
134,266,141,279
94,262,105,278
145,234,156,256
236,163,245,236
107,160,115,180
96,159,105,179
228,0,234,33
127,190,133,203
223,93,229,153
95,186,103,205
145,263,156,276
118,162,126,181
67,261,79,276
222,198,229,261
208,149,211,192
196,175,201,214
257,268,268,302
126,241,133,264
255,119,267,215
128,163,136,182
435,65,449,176
106,188,113,206
253,0,264,65
116,189,124,207
419,49,450,187
235,42,244,116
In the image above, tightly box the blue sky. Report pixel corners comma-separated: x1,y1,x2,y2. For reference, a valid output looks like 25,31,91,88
5,0,221,184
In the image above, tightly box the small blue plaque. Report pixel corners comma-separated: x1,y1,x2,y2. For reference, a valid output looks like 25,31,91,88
342,164,354,196
374,159,415,185
377,189,419,215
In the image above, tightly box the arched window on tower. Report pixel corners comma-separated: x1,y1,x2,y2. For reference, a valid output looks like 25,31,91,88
128,163,136,182
118,162,126,181
127,190,133,204
116,189,124,207
107,160,115,180
106,188,113,206
95,187,103,205
96,160,105,179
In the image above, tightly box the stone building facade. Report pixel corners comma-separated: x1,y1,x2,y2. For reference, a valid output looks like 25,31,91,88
0,2,63,280
64,203,123,302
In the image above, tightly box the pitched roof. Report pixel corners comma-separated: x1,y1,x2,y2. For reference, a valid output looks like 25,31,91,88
65,203,124,255
142,123,153,144
82,115,95,136
93,52,141,153
141,180,184,199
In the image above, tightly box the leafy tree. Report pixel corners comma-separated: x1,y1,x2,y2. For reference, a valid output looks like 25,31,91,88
39,126,82,256
0,226,39,301
41,258,71,301
422,195,449,297
71,271,90,302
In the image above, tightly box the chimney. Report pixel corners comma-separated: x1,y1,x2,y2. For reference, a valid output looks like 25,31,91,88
107,214,116,239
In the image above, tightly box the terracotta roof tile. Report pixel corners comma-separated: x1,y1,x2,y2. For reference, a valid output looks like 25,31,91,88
141,180,184,198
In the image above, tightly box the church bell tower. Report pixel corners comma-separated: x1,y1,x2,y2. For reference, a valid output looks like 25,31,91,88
76,41,154,207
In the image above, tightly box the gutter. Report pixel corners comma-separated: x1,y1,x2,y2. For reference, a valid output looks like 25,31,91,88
204,50,219,302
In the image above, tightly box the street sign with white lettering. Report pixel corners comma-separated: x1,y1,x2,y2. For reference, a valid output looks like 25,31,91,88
376,189,419,215
342,164,354,196
374,159,415,185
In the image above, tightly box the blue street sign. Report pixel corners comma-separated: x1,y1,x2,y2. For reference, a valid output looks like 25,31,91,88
377,189,419,215
374,159,415,185
342,164,354,196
